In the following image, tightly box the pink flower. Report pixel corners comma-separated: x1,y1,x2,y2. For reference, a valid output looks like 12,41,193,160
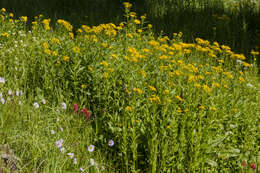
73,104,79,114
251,163,256,171
81,108,91,120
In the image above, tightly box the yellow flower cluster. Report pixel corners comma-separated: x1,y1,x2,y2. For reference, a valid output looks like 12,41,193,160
42,19,51,30
57,19,73,31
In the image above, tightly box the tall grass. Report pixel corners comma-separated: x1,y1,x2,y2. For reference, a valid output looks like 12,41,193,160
0,3,259,172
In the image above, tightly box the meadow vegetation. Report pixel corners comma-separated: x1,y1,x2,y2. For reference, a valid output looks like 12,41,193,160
0,0,260,63
0,2,260,172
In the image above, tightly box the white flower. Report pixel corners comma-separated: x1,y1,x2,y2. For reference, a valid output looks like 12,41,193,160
18,100,22,105
16,91,20,96
247,83,254,88
60,147,65,153
80,168,85,172
88,144,95,152
8,89,13,96
50,130,55,135
90,158,95,166
236,60,243,64
108,140,114,147
42,98,46,104
1,98,5,104
0,77,5,84
19,90,23,96
56,139,64,148
67,153,74,159
73,158,77,164
33,102,39,109
57,118,60,122
61,102,67,109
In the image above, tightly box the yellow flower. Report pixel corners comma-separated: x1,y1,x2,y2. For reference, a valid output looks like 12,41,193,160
42,19,51,30
9,13,14,18
69,32,74,39
57,19,73,31
149,95,161,104
104,72,109,79
250,50,259,56
203,85,211,93
147,24,152,29
159,55,169,60
148,85,156,92
111,54,117,59
88,66,93,71
57,60,61,64
194,83,201,89
43,42,49,49
163,89,170,95
63,56,70,62
223,71,233,79
134,19,141,24
232,108,238,113
51,37,61,44
175,96,182,102
210,107,217,111
123,2,132,8
141,15,146,20
100,61,109,66
0,32,9,37
44,49,51,55
212,82,220,88
21,16,27,22
184,109,189,113
125,106,133,112
130,12,136,18
133,88,142,94
218,59,224,63
242,62,250,67
101,43,108,48
199,105,205,110
239,77,245,82
72,46,80,53
81,84,86,89
127,33,133,38
52,51,58,56
1,8,6,12
148,40,159,47
108,68,114,72
177,107,182,113
140,70,146,77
